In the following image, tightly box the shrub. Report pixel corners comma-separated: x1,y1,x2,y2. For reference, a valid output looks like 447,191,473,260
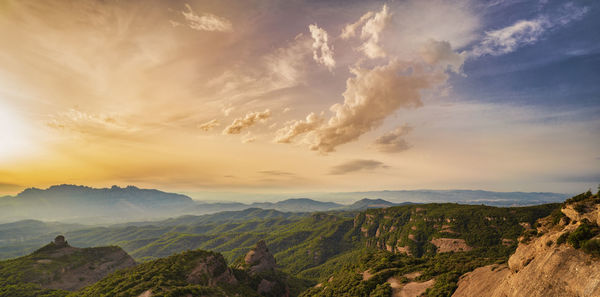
556,232,569,245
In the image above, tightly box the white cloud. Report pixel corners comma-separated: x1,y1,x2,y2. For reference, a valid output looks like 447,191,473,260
274,112,324,144
373,125,413,153
341,5,391,59
341,11,374,39
469,3,588,57
198,119,219,131
223,109,271,135
470,18,548,57
277,59,450,153
309,24,335,70
181,4,232,32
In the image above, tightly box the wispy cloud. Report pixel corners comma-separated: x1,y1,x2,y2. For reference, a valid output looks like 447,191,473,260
259,170,296,177
47,109,137,139
181,4,232,32
309,24,335,70
469,2,588,57
330,159,388,175
198,119,220,132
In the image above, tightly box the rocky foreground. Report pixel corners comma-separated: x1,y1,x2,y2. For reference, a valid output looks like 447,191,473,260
453,191,600,297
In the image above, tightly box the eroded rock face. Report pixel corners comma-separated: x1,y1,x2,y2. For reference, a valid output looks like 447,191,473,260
453,199,600,297
430,238,472,253
187,254,237,286
244,240,276,275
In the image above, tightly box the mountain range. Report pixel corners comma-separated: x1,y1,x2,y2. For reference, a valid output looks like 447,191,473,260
0,185,569,224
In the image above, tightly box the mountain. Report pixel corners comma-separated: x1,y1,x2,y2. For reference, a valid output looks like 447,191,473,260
452,190,600,297
309,189,569,206
0,185,195,224
75,240,309,297
341,198,403,210
249,198,343,212
0,235,135,297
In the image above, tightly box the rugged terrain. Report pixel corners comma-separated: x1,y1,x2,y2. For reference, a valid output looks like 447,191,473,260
0,236,135,297
453,190,600,297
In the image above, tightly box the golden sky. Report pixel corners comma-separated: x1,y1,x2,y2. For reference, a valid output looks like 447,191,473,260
0,0,598,198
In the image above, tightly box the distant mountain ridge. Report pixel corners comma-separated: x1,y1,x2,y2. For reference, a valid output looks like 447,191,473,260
0,184,569,224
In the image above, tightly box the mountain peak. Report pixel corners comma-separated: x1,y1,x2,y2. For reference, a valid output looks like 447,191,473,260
243,240,276,275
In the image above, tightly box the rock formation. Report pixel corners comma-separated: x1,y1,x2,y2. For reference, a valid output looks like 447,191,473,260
243,240,277,275
453,193,600,297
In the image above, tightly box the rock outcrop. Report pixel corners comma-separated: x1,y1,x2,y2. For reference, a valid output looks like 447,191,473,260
1,235,136,291
243,240,277,275
453,193,600,297
187,254,237,286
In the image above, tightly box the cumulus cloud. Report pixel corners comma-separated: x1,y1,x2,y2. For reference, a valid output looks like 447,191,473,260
330,159,388,175
284,59,446,153
223,109,271,135
274,112,324,144
373,125,413,153
181,4,232,32
198,119,219,131
419,39,465,74
341,5,391,59
469,3,588,57
309,24,335,70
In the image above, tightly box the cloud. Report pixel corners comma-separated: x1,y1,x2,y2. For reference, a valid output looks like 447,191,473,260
341,11,374,39
223,109,271,135
470,18,548,57
469,3,588,57
373,125,413,153
181,4,233,32
207,35,311,106
342,5,391,59
198,119,219,131
274,112,324,144
309,24,335,70
259,170,295,177
279,59,447,153
419,39,465,74
241,132,256,143
330,159,388,175
47,108,137,138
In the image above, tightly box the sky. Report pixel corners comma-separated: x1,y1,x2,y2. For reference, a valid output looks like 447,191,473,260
0,0,598,199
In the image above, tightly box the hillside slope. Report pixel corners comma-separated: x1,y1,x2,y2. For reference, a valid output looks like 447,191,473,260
73,240,309,297
453,191,600,297
0,236,135,297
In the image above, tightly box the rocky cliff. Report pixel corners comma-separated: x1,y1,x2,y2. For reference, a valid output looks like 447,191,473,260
453,191,600,297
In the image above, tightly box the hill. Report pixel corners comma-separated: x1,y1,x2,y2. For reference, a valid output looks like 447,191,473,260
341,198,403,210
73,240,309,297
0,236,135,297
0,185,195,224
